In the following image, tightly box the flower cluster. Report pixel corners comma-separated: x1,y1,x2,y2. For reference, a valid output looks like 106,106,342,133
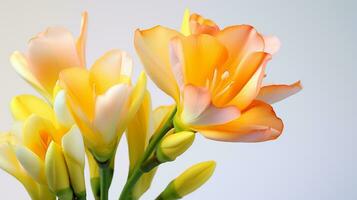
0,10,301,200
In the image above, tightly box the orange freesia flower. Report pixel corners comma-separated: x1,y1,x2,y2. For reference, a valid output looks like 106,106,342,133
134,10,302,142
10,12,88,101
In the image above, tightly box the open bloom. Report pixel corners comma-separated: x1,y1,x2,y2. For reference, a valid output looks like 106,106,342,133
9,94,85,198
60,50,146,161
10,12,88,101
134,10,302,142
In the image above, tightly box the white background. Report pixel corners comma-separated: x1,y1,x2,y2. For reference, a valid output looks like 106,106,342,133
0,0,356,199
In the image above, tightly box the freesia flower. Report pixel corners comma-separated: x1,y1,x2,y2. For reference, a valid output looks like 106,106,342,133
10,12,88,101
59,50,147,162
9,94,85,198
134,10,302,142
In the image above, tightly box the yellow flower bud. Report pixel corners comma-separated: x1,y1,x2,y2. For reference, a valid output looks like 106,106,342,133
157,130,195,162
45,141,73,199
62,126,86,198
158,161,216,199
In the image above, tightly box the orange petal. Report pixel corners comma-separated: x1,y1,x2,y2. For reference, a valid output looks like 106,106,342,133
172,34,228,87
256,81,302,104
212,52,271,106
134,26,182,101
189,13,220,35
216,25,265,73
197,101,283,142
59,68,95,121
90,50,132,95
227,55,271,110
76,11,88,67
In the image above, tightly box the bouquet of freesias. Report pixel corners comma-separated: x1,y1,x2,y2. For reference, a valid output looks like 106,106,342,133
0,10,302,200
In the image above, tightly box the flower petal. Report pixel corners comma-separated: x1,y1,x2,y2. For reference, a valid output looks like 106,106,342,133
10,95,55,124
15,146,46,184
212,52,271,106
180,9,191,36
60,67,95,121
10,51,49,99
76,11,88,67
227,56,271,110
171,34,228,87
54,90,75,128
263,35,281,55
197,101,283,142
90,50,133,95
256,81,302,104
216,25,265,73
93,84,131,144
134,26,181,101
181,85,211,123
62,125,85,167
27,27,82,94
189,13,220,35
126,92,151,172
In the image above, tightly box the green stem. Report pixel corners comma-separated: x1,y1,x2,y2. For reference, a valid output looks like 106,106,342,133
119,108,176,200
99,163,111,200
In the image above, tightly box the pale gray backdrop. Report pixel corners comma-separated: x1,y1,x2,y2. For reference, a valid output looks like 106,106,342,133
0,0,355,199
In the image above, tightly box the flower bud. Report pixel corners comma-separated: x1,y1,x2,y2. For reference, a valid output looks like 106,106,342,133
156,131,195,162
158,161,216,199
62,126,86,198
45,141,73,199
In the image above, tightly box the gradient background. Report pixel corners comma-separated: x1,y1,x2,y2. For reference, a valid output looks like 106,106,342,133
0,0,356,199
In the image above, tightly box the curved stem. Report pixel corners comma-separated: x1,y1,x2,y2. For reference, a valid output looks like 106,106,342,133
119,108,176,200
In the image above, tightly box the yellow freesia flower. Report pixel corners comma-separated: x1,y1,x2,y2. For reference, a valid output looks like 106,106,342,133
9,93,86,199
59,50,147,162
134,9,302,142
10,12,88,101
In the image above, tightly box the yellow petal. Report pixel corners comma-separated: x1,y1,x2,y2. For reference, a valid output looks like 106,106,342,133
90,50,133,94
60,67,95,121
180,9,191,36
45,142,71,193
197,101,283,142
10,52,50,100
134,26,181,101
126,91,151,172
153,104,176,134
256,81,302,104
118,72,147,136
76,11,88,67
10,95,55,124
